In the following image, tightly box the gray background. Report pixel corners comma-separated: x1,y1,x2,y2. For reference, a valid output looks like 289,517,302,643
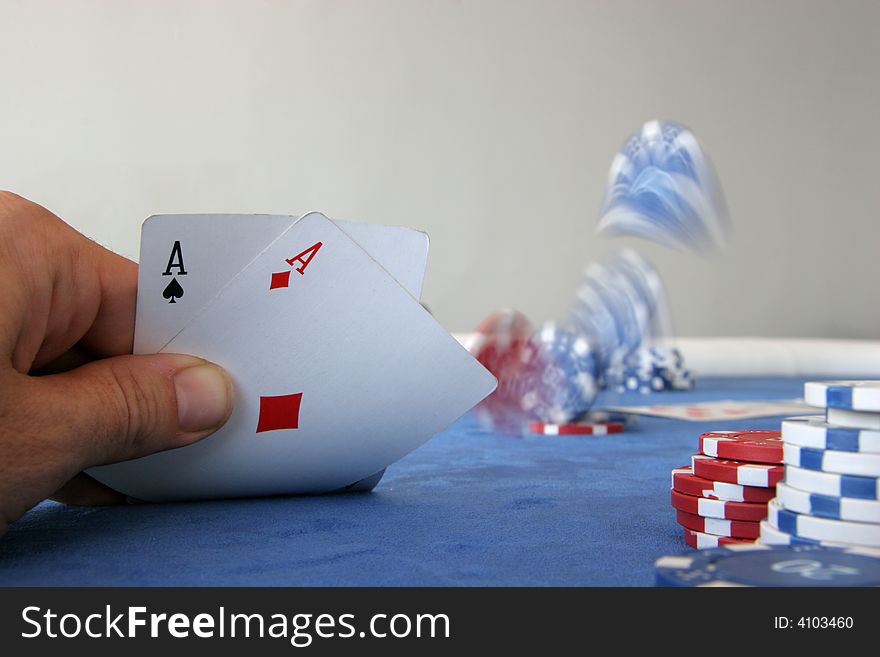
1,0,878,337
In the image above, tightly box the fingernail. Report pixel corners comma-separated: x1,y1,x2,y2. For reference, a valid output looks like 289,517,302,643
173,363,233,433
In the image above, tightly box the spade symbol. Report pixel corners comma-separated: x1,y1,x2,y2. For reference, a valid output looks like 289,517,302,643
162,277,184,304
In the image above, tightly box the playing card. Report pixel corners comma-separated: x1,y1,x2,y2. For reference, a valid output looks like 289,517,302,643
604,399,810,421
134,214,428,353
90,212,495,501
334,219,429,301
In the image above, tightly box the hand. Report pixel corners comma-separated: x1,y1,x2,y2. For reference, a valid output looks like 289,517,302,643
0,192,234,534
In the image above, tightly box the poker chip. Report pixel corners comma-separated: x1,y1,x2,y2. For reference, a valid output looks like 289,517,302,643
599,120,728,253
671,466,776,503
826,407,880,431
566,248,694,395
691,453,784,488
470,311,600,430
470,309,536,430
683,528,754,550
783,443,880,477
517,323,600,424
784,465,880,501
767,498,880,548
670,489,768,522
655,543,880,587
804,380,880,412
526,421,624,436
675,509,761,539
774,481,880,524
607,345,693,394
781,416,880,453
698,430,783,464
757,520,850,547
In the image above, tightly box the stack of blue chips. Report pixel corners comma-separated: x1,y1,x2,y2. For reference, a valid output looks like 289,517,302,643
758,381,880,549
609,345,693,394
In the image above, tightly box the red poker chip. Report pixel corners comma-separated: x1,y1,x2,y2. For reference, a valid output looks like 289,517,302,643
698,430,783,464
527,421,624,436
675,509,761,539
691,454,784,488
683,528,755,550
671,466,776,503
670,489,768,522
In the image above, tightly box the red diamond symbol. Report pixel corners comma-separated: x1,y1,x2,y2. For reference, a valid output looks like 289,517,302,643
256,393,303,433
269,271,291,290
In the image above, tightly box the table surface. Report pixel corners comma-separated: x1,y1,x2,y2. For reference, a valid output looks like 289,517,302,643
0,376,811,586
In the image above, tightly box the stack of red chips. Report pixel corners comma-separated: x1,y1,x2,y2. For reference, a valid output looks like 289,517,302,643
670,430,784,549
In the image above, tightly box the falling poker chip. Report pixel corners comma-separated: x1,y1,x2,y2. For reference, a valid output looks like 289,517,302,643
469,308,537,431
598,120,728,253
655,543,880,587
517,323,600,424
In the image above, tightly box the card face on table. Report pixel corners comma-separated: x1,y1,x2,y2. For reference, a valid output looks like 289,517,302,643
134,213,429,354
603,399,810,421
90,212,495,501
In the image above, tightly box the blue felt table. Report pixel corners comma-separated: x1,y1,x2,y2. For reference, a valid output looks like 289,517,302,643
0,376,811,586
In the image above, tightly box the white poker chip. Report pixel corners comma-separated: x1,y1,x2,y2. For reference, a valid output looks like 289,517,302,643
757,520,850,548
781,416,880,453
783,443,880,477
827,407,880,431
767,498,880,548
784,465,880,501
804,381,880,412
775,481,880,524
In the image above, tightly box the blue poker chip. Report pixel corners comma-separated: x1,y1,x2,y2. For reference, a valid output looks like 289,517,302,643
782,443,880,477
758,521,850,548
609,345,693,394
775,481,880,523
782,416,880,453
805,381,880,412
784,465,880,500
655,544,880,587
597,120,728,252
767,499,880,547
518,323,599,423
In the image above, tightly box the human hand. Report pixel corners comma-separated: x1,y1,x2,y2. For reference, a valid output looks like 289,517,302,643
0,192,233,534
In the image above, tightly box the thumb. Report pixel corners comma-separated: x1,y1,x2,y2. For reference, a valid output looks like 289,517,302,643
25,353,234,470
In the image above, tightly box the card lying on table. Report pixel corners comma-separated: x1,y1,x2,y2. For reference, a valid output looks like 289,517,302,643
89,212,495,501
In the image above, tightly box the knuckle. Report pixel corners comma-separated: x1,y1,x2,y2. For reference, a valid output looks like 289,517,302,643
0,190,31,224
0,192,53,249
102,360,169,452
